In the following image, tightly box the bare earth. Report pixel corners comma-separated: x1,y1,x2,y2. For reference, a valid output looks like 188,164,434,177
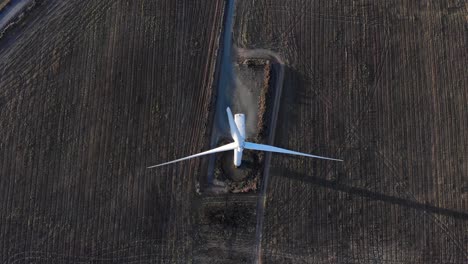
0,0,467,263
234,0,468,263
0,0,224,262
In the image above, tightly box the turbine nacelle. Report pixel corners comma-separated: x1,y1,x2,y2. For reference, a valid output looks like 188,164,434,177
147,107,342,169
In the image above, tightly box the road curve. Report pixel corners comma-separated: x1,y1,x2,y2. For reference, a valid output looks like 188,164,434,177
236,47,285,264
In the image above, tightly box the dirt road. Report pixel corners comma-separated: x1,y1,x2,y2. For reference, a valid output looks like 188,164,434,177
236,47,285,264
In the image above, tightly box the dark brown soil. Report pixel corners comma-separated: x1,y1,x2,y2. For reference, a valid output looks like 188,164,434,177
219,150,255,182
0,0,224,262
0,0,467,263
235,0,468,263
193,195,258,263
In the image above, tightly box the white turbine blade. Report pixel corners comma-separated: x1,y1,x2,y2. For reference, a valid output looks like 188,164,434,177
244,142,343,162
147,142,238,168
226,107,242,143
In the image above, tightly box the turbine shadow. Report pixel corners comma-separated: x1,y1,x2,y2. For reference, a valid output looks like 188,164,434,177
275,168,468,220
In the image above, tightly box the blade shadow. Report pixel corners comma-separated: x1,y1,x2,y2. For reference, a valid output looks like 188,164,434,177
275,168,468,220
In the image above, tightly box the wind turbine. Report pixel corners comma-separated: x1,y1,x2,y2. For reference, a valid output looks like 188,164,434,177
147,107,342,168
